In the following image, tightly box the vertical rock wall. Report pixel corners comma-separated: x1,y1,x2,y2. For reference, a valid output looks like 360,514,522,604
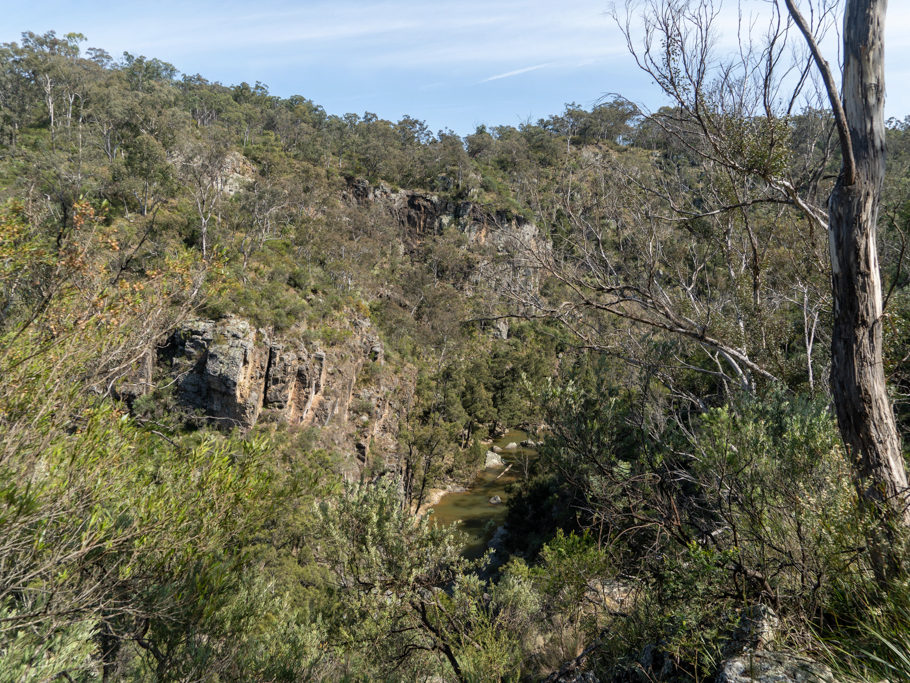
159,316,392,457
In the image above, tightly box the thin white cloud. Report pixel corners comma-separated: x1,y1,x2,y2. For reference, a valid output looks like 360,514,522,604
5,0,910,130
480,62,555,83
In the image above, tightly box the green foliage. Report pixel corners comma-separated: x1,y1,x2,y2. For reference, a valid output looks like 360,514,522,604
0,390,283,680
820,577,910,683
311,479,468,678
3,26,910,683
532,354,874,678
0,611,98,682
717,114,793,177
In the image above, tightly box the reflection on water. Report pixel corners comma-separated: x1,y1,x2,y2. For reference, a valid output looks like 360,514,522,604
429,429,536,558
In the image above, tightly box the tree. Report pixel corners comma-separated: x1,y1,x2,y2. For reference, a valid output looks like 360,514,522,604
519,0,907,574
607,0,909,568
177,131,230,260
793,0,910,546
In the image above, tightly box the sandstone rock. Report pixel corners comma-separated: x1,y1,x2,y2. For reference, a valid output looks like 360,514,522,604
716,651,838,683
159,314,400,473
713,606,835,683
263,344,299,410
219,151,255,197
203,318,268,424
168,317,267,427
165,317,324,428
485,451,504,468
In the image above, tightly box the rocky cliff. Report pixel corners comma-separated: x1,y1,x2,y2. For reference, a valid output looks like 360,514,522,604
346,178,549,314
157,315,399,464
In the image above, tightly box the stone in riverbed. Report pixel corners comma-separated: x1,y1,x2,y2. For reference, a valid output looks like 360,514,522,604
503,442,518,450
489,495,502,505
492,445,503,453
485,451,503,468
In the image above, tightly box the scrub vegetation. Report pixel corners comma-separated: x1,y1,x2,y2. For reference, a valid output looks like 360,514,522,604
2,8,910,679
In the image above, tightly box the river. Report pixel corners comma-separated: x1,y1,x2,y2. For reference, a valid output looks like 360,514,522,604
429,429,536,558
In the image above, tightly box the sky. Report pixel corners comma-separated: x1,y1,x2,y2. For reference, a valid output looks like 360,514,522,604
3,0,910,135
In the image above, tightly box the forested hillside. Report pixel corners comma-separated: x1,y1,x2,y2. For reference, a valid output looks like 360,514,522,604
2,26,910,682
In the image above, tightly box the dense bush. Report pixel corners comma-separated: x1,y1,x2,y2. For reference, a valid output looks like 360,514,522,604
2,29,910,682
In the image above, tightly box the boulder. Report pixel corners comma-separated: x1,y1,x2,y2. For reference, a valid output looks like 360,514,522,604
716,651,838,683
503,442,519,451
492,445,503,453
725,605,779,655
485,450,504,468
489,495,502,505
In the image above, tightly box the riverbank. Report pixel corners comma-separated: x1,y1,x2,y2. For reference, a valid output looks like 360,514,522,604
414,484,467,515
427,429,536,558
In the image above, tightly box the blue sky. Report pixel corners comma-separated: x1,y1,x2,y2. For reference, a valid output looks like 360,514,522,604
3,0,910,135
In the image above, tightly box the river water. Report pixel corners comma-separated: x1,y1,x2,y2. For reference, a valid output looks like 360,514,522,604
429,429,536,558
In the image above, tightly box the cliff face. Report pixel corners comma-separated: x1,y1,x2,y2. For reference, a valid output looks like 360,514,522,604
346,179,549,307
158,316,399,464
145,179,550,458
164,318,270,427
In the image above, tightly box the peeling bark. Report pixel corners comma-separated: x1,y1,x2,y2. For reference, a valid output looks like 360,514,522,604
826,0,910,565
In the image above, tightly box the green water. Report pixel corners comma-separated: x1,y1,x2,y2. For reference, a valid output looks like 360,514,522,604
429,429,537,558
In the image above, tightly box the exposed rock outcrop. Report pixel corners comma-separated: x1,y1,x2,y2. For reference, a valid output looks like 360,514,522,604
484,450,504,468
220,150,255,196
715,606,838,683
345,178,550,336
716,652,838,683
163,317,269,427
724,605,779,656
159,315,394,463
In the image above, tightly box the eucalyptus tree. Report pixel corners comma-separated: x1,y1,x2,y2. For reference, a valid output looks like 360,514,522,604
176,130,231,261
806,0,910,539
592,0,909,571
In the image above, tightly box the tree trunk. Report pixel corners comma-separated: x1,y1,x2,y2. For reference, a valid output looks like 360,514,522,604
829,0,910,569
